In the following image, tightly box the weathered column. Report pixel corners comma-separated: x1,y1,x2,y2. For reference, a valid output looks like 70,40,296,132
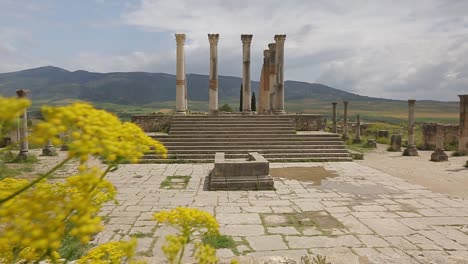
459,95,468,152
353,114,361,143
241,34,253,113
268,43,277,113
274,34,286,115
208,34,219,115
16,89,29,159
332,102,337,133
431,125,448,161
258,49,271,114
342,101,349,140
403,99,418,156
175,33,187,115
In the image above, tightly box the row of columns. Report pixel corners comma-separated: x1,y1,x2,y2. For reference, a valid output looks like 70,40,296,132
174,33,286,115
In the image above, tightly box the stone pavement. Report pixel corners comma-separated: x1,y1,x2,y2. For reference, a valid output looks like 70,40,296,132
96,162,468,264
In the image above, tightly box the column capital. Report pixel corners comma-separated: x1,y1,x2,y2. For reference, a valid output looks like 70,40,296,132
458,94,468,99
408,99,416,104
16,89,29,98
175,33,186,44
263,49,270,58
268,43,276,50
332,102,337,105
208,33,219,44
343,101,349,105
241,34,253,44
274,34,287,42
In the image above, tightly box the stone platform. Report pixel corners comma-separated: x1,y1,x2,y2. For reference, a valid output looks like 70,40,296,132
97,162,468,264
209,152,274,191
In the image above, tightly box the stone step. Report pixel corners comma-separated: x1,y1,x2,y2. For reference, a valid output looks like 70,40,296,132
146,152,350,159
139,156,353,163
170,123,294,128
169,130,296,135
172,116,292,119
170,127,294,131
156,135,341,140
158,140,344,145
171,120,293,124
162,145,347,150
162,148,348,154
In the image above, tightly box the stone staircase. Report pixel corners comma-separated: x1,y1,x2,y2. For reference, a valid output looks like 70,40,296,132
142,115,352,163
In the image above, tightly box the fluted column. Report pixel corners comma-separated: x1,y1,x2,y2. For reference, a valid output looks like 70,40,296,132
241,34,253,113
16,89,29,159
342,101,349,140
403,99,418,156
332,102,337,133
208,34,219,115
274,34,286,115
268,43,277,113
258,49,270,113
459,95,468,152
175,33,187,115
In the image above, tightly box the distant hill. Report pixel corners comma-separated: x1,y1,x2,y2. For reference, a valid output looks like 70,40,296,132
0,66,393,104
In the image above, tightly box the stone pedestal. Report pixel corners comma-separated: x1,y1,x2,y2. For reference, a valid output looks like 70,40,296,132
208,34,219,115
342,101,349,140
332,102,337,133
403,99,418,156
366,139,377,148
431,148,448,162
353,114,361,144
175,34,187,115
273,35,286,115
241,34,253,114
459,95,468,152
389,134,402,151
42,140,57,156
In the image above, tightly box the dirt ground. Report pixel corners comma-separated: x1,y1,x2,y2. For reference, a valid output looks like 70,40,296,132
357,144,468,199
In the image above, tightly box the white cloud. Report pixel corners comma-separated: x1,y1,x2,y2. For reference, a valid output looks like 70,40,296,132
121,0,468,100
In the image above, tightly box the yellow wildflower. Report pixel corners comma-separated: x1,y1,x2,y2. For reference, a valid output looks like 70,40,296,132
0,96,30,137
76,239,143,264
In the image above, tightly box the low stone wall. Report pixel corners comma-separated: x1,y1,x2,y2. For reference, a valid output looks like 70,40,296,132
289,114,324,131
422,123,459,149
131,115,172,132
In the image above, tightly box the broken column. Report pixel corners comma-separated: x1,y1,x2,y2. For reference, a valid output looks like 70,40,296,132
431,125,448,161
332,102,337,133
353,114,361,144
241,34,253,113
16,89,29,160
403,99,418,156
208,34,219,115
342,101,349,140
268,43,277,113
258,49,271,114
175,33,187,115
390,134,402,151
42,140,56,156
274,34,286,115
459,95,468,152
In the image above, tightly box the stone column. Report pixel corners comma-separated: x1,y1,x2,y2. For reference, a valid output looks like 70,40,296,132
16,89,29,159
42,139,56,156
342,101,349,140
274,34,286,115
175,33,187,115
431,125,448,161
332,102,337,133
268,43,277,113
459,95,468,152
403,99,418,156
208,34,219,115
241,34,253,113
353,114,361,144
258,49,271,114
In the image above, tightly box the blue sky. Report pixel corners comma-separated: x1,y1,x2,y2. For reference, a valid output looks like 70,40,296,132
1,0,467,101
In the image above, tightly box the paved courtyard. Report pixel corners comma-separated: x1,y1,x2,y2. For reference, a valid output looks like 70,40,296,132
96,162,468,264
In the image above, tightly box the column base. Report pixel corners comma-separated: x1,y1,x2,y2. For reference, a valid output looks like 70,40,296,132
403,145,418,156
16,150,29,160
42,146,57,156
175,111,187,116
208,109,219,116
430,149,448,162
242,110,253,115
273,110,287,115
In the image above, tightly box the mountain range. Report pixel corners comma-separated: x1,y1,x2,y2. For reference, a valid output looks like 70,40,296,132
0,66,392,105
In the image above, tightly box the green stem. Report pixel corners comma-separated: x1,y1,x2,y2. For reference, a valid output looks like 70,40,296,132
177,243,186,264
0,157,72,205
87,164,114,194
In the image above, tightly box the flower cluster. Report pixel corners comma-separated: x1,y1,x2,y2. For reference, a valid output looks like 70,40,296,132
0,169,116,262
0,96,30,137
154,207,220,264
76,239,143,264
30,102,167,164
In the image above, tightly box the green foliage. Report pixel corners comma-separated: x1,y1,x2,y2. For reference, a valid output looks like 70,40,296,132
376,137,390,145
11,154,39,164
452,150,467,157
219,104,233,112
251,92,256,111
160,175,191,189
202,235,236,249
301,254,331,264
58,230,91,261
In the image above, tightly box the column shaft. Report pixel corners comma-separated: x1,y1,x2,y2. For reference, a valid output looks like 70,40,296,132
268,43,276,113
342,101,349,140
459,95,468,152
408,100,416,145
332,102,337,133
16,89,29,158
175,34,187,115
208,34,219,115
241,34,253,113
274,34,286,115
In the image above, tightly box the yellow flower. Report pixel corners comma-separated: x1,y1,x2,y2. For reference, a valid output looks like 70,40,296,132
76,239,143,264
30,102,167,164
0,96,30,138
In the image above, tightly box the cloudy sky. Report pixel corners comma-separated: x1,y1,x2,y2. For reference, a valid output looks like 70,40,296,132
1,0,467,101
